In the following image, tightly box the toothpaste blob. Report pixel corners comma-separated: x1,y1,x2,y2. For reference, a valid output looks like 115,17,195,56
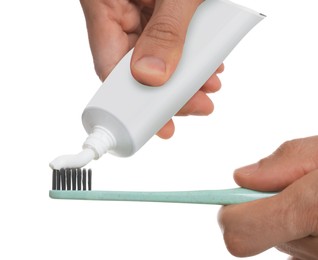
50,149,95,170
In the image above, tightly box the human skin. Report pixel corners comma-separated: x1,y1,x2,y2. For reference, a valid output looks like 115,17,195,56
218,136,318,259
80,0,224,139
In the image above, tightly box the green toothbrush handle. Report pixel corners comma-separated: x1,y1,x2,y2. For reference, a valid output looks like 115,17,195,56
49,188,277,205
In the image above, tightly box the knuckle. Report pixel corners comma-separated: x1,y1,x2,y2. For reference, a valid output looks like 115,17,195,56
218,208,251,257
256,139,304,168
274,137,318,171
144,16,183,47
283,173,318,237
306,176,318,235
223,232,249,257
276,243,295,256
312,211,318,235
307,208,318,236
275,139,300,157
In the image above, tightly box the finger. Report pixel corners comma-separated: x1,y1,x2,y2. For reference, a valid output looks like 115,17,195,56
201,63,224,93
201,74,222,93
216,63,225,74
80,0,141,80
131,0,203,86
176,90,214,116
276,236,318,260
218,170,318,257
156,119,175,139
233,136,318,191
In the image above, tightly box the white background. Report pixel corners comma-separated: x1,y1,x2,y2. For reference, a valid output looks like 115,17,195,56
0,0,317,259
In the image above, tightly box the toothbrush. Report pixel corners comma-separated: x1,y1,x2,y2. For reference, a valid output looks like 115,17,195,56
49,169,277,205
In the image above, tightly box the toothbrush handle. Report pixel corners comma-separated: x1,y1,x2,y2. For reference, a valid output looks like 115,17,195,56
50,188,277,205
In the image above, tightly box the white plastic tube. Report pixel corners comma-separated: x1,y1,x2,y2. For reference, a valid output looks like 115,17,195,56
50,0,264,170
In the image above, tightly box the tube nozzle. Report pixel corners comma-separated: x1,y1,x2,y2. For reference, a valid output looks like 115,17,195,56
49,126,116,170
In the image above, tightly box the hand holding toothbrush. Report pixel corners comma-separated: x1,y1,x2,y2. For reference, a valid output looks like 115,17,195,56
218,136,318,259
80,0,224,139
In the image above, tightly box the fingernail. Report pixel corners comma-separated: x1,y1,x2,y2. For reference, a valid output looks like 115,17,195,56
234,163,259,176
133,56,166,76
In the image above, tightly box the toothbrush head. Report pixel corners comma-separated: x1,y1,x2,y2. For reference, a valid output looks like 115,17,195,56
52,168,92,191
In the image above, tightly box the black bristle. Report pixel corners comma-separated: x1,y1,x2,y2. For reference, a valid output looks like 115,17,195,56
82,169,87,190
51,168,91,191
66,169,71,190
61,168,66,190
72,169,77,190
52,170,57,190
88,169,92,191
57,170,61,190
77,168,82,190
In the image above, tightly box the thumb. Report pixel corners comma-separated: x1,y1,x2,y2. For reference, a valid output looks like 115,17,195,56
234,136,318,191
131,0,202,86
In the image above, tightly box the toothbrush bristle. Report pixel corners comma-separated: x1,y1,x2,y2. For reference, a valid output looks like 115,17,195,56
52,168,92,191
66,169,71,190
82,169,87,191
57,170,61,190
77,168,82,190
88,169,92,191
52,169,57,190
61,168,66,190
71,169,76,190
